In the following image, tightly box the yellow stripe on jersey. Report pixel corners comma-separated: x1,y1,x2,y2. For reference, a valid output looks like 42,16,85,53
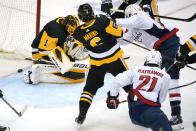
89,49,124,66
105,20,123,37
81,20,95,29
39,31,58,50
186,41,195,51
120,56,129,70
185,35,196,51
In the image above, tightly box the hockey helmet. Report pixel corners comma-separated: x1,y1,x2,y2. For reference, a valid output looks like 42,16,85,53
125,4,142,18
64,15,79,35
145,50,162,67
78,3,95,22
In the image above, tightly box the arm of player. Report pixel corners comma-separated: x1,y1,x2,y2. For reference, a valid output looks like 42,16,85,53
107,70,133,109
159,74,171,103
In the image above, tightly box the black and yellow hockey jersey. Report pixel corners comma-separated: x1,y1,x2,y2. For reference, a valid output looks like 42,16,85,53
73,15,124,66
180,35,196,64
32,17,69,60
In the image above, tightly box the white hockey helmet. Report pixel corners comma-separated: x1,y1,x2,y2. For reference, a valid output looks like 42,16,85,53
145,50,162,67
125,4,142,18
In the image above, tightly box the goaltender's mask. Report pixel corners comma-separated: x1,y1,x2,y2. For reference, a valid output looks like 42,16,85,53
64,15,80,35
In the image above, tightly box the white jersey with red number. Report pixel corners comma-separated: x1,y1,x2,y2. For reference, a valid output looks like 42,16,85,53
116,11,178,50
110,65,171,106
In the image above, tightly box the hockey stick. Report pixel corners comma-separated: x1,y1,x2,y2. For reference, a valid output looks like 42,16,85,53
123,39,151,51
110,8,196,22
169,80,196,90
1,97,28,117
122,39,196,71
152,13,196,22
24,58,53,64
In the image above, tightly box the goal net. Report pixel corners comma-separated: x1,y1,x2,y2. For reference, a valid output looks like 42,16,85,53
0,0,41,59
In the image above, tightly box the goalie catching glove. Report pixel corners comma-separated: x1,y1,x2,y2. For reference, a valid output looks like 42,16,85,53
106,91,120,109
65,37,89,60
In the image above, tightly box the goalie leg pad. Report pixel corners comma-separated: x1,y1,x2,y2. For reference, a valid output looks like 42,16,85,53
32,64,87,84
49,46,73,74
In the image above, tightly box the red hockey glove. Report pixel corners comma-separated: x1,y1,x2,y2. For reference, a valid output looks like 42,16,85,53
106,91,119,109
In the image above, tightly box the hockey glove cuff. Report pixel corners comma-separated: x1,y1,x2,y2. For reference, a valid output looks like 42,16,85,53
106,91,119,109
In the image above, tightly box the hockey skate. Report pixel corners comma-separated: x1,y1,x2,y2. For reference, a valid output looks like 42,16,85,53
75,113,86,125
75,109,87,126
169,115,184,130
0,126,10,131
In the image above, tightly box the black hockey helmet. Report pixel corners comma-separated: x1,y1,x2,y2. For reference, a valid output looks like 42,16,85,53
78,3,95,22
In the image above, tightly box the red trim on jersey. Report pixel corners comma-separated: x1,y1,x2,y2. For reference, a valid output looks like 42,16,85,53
153,28,179,50
169,93,181,98
133,89,160,106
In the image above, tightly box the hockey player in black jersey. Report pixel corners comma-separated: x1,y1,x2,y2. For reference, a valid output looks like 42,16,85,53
73,3,130,125
23,15,89,84
175,35,196,69
101,0,161,22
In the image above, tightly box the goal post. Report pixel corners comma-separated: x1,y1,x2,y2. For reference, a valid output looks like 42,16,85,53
0,0,41,59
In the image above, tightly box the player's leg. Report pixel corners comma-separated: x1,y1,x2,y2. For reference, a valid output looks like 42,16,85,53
159,38,184,130
75,65,107,125
142,107,172,131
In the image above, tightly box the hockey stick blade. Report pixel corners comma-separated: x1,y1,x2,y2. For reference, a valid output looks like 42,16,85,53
19,105,28,116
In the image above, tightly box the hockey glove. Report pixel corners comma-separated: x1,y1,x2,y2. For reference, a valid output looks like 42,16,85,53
123,0,137,4
101,0,113,14
106,91,119,109
0,89,3,97
174,52,189,69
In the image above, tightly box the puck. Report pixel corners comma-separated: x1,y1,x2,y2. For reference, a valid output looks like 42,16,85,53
17,69,23,73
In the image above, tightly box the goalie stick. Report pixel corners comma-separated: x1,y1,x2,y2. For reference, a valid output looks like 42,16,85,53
1,97,28,117
110,9,196,22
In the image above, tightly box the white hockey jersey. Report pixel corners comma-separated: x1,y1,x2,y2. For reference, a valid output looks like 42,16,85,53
110,65,171,106
116,12,178,49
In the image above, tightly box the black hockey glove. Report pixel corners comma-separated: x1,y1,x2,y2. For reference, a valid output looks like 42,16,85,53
174,52,189,69
0,89,3,97
106,91,119,109
101,0,113,14
123,0,137,4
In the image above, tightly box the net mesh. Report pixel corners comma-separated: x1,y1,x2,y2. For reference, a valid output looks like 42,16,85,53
0,0,39,59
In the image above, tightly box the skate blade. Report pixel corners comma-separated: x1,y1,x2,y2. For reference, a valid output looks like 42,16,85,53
172,123,184,130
